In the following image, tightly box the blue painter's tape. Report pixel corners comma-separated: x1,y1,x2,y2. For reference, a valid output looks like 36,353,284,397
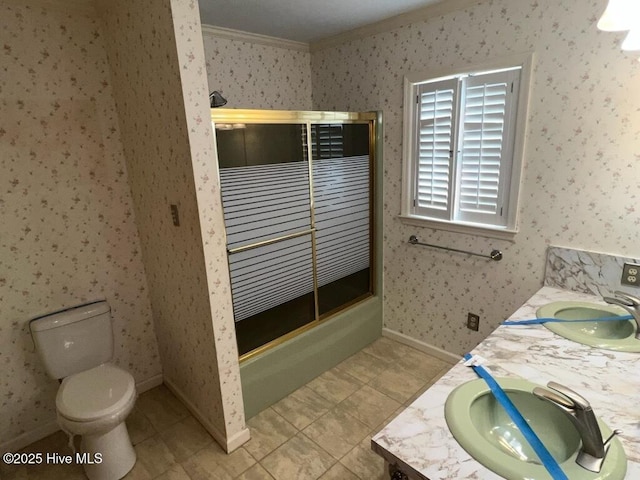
463,353,568,480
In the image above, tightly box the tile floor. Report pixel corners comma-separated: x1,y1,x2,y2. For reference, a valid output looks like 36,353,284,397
1,337,452,480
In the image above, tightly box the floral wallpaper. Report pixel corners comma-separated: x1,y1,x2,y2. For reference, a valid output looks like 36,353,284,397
171,0,248,446
97,0,246,449
201,31,312,110
311,0,640,355
0,0,162,447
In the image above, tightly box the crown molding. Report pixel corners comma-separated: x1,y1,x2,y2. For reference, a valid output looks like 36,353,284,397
201,24,309,52
309,0,486,52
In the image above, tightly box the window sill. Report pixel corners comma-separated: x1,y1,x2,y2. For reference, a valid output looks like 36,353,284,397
398,215,518,242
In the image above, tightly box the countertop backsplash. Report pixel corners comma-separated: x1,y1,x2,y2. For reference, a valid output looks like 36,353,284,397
545,246,640,297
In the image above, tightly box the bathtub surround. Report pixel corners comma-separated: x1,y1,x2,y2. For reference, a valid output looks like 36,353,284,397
0,0,162,451
96,0,248,451
311,0,640,356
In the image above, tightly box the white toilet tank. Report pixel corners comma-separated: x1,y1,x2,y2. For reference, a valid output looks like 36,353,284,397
30,301,114,379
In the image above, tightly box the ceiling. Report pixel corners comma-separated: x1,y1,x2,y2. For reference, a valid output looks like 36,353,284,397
198,0,445,44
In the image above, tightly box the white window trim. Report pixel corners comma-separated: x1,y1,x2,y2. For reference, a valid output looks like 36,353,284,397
400,52,534,240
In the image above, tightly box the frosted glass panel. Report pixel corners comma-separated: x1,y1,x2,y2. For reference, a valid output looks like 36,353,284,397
215,120,374,355
228,235,314,322
311,124,372,315
313,155,370,287
220,162,311,250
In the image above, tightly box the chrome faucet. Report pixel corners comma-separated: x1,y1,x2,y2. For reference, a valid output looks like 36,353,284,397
603,291,640,340
532,382,618,473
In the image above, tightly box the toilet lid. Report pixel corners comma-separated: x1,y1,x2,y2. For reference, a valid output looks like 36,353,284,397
56,364,136,422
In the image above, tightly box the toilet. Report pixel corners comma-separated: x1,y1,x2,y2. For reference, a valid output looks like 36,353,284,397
30,301,137,480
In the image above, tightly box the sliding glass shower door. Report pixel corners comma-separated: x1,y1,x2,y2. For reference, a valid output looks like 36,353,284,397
213,111,376,358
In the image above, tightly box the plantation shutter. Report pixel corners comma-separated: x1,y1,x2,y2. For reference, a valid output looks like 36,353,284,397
413,78,458,220
311,125,344,159
455,69,520,226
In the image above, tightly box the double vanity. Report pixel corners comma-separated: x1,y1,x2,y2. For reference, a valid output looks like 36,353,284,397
371,286,640,479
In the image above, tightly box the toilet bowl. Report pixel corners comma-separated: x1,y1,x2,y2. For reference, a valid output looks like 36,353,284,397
56,364,137,480
30,301,138,480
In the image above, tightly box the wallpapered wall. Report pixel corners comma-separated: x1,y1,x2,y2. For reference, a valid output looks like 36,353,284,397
311,0,640,355
97,0,246,446
168,0,247,446
201,33,312,110
0,0,162,447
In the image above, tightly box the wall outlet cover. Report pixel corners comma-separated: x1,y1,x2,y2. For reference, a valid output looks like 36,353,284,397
621,263,640,287
467,313,480,331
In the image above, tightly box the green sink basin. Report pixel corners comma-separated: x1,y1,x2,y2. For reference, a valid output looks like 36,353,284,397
445,378,627,480
536,301,640,352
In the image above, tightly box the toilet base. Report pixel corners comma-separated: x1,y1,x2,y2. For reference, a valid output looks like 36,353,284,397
81,422,136,480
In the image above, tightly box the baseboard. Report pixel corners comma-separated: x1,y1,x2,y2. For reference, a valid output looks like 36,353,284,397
163,377,250,453
382,328,460,364
136,373,163,394
0,420,60,454
225,426,252,453
1,373,165,453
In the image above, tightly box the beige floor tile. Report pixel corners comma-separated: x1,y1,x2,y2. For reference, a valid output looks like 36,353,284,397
159,415,213,462
123,461,153,480
154,464,191,480
398,365,450,408
134,435,176,478
370,406,406,436
303,408,370,460
395,348,450,381
0,462,26,480
340,438,387,480
235,463,276,480
135,385,190,432
367,365,427,403
362,337,415,364
20,431,71,454
1,460,85,480
334,350,388,384
318,462,359,480
306,368,362,404
1,431,85,480
243,408,298,461
272,386,334,430
261,433,335,480
335,385,401,429
127,406,157,445
181,443,255,480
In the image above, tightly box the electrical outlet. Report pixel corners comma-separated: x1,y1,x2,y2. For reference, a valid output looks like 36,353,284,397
621,262,640,287
170,204,180,226
467,313,480,331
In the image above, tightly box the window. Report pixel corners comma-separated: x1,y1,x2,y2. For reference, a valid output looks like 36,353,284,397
401,55,532,237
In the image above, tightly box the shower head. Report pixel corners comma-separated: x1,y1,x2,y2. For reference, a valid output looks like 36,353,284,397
210,91,227,108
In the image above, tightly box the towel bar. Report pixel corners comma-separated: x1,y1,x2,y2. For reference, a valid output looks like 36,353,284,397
408,235,503,261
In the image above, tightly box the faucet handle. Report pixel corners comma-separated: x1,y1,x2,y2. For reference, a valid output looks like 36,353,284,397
546,381,592,411
613,291,640,306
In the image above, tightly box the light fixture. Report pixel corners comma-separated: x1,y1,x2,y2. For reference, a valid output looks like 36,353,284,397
209,91,227,108
597,0,640,55
597,0,636,31
622,28,640,50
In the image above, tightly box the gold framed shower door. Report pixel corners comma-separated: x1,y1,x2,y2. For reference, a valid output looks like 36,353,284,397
211,109,377,362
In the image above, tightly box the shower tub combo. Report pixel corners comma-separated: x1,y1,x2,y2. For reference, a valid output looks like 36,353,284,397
211,109,383,416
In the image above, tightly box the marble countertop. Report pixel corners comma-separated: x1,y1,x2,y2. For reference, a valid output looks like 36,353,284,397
371,286,640,479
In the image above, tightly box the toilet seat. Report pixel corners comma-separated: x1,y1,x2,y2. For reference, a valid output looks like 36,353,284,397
56,364,136,422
